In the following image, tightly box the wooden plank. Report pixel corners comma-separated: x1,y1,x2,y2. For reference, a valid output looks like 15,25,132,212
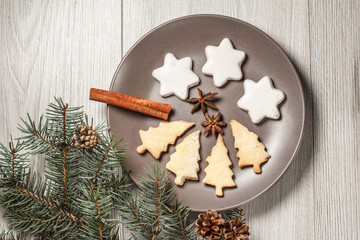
309,0,360,239
122,0,313,239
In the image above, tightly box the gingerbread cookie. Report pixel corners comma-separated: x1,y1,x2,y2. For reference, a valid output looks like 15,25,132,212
166,130,201,185
237,76,285,123
203,135,236,196
137,120,194,159
230,119,270,173
152,53,200,100
202,38,246,87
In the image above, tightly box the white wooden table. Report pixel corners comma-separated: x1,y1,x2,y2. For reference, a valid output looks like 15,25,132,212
0,1,359,239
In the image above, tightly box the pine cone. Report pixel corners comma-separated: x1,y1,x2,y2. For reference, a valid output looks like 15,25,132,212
223,218,250,240
195,210,225,239
72,124,101,149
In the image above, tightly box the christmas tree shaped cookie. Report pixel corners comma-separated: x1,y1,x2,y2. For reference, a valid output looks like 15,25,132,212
137,120,194,159
230,120,270,173
166,130,201,185
203,135,236,197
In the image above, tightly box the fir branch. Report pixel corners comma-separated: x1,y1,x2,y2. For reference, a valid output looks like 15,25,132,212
59,99,69,209
14,185,57,209
0,98,129,239
94,198,103,240
137,166,174,239
62,103,68,142
171,204,189,240
222,208,245,222
10,181,81,226
155,177,161,230
117,165,176,240
32,129,57,150
80,134,125,190
0,174,83,238
61,148,68,208
162,199,196,240
77,188,117,240
0,139,28,184
22,217,53,222
18,114,58,152
11,146,15,180
128,200,153,239
90,145,111,195
18,100,83,210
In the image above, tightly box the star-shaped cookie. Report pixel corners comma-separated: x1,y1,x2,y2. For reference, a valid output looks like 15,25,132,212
152,53,200,100
202,38,246,87
237,76,285,123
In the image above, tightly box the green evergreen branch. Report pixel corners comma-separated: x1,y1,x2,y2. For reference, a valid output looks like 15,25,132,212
61,148,68,208
0,174,83,238
0,139,28,184
117,166,181,240
10,144,15,180
162,199,196,240
11,180,81,225
128,199,153,239
170,203,189,240
18,114,58,152
90,145,111,195
94,198,103,240
77,187,118,240
62,103,68,142
155,177,161,230
222,208,245,222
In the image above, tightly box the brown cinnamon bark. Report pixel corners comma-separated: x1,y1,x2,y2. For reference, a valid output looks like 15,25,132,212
89,88,171,120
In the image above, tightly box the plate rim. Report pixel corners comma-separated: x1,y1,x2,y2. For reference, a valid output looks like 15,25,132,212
107,14,306,211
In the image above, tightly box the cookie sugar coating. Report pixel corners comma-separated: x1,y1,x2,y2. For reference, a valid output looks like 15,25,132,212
202,38,246,87
237,76,285,123
166,130,201,186
152,53,200,100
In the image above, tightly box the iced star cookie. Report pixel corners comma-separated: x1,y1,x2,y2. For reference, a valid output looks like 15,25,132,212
230,120,270,173
137,120,195,159
202,38,246,87
237,76,285,123
203,135,236,197
152,53,200,100
166,130,201,186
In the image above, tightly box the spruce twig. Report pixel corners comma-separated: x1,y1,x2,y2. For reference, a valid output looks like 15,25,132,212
0,98,127,239
222,208,245,222
162,199,197,240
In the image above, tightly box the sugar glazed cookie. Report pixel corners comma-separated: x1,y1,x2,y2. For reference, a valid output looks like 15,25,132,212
230,120,270,173
166,130,201,186
203,135,236,197
137,120,194,159
152,53,200,100
202,38,246,87
237,76,285,123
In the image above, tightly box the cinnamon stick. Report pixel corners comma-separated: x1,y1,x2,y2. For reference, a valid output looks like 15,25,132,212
89,88,172,120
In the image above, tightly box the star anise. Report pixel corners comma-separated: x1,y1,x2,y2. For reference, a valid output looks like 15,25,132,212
201,112,227,136
186,88,218,114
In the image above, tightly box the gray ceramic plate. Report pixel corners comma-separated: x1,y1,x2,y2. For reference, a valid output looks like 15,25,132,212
108,15,305,212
